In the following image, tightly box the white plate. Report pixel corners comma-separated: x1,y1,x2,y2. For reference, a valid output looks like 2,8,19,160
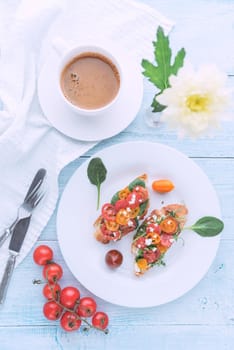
57,141,222,307
37,49,143,141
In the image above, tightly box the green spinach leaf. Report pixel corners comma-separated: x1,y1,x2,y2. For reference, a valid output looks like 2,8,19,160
87,157,107,210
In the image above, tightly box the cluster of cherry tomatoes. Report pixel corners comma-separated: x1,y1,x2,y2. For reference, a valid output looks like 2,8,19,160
33,245,109,333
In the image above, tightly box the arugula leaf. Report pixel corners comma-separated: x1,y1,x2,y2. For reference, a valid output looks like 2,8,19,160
87,157,107,210
141,26,186,111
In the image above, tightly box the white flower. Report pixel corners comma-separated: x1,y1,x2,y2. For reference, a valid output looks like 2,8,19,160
157,64,232,138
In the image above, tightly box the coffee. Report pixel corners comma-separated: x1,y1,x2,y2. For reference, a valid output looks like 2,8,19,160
60,52,120,110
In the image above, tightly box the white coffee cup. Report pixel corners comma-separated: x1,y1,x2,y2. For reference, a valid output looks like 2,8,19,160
52,37,123,116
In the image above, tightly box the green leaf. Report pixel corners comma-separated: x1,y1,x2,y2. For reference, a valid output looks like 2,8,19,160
151,92,166,112
141,59,165,90
189,216,224,237
170,48,186,76
141,26,186,112
154,26,172,89
87,157,107,210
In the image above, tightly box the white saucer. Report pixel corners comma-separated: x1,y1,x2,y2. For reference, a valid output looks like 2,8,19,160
37,50,143,141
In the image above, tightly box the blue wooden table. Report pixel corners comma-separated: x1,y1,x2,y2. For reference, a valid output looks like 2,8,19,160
0,0,234,349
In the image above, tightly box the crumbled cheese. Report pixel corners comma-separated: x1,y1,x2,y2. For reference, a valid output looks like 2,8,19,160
145,238,152,246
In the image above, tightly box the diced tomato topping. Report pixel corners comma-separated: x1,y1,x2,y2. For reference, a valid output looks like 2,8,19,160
135,237,146,249
146,223,161,235
143,249,161,263
160,234,173,248
104,220,120,232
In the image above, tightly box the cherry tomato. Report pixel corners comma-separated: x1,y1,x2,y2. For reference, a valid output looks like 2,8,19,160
126,192,140,208
118,187,131,199
105,249,123,268
60,311,81,332
43,300,63,320
104,220,119,232
114,199,128,211
160,217,178,234
33,245,53,265
143,249,161,263
160,233,173,248
77,297,97,317
135,236,146,249
60,286,80,309
116,209,130,225
100,223,121,241
43,263,63,283
43,283,61,300
92,311,109,330
128,206,140,218
146,223,161,235
133,186,148,202
101,203,116,221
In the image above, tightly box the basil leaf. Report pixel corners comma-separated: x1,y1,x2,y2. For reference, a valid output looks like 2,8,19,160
87,157,107,210
190,216,224,237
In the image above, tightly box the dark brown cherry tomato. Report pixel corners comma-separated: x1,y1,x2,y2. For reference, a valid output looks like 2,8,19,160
105,249,123,268
43,283,61,300
60,286,80,309
43,300,63,320
76,297,97,317
92,311,109,330
43,263,63,283
60,311,82,332
33,245,53,265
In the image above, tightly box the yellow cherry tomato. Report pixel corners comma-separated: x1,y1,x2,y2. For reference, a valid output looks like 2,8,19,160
129,206,140,219
136,258,148,271
160,216,178,234
105,220,120,232
118,187,131,199
116,209,130,225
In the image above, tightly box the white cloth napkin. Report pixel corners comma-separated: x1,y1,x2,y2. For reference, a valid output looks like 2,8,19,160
0,0,173,276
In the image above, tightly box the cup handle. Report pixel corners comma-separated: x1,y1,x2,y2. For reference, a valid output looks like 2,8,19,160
51,37,71,56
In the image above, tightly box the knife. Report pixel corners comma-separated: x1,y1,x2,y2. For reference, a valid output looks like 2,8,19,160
0,168,46,248
0,217,31,304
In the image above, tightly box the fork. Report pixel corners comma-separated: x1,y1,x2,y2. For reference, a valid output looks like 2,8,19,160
0,186,44,248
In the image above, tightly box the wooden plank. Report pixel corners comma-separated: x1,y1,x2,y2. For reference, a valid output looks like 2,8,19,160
0,325,234,350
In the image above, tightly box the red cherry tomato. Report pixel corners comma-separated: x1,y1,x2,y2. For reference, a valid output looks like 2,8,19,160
92,311,109,330
105,250,123,268
133,186,148,202
60,311,81,332
43,263,63,283
60,286,80,309
43,300,63,320
77,297,97,317
33,245,53,265
114,199,128,211
101,203,116,221
126,192,140,208
43,283,61,300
